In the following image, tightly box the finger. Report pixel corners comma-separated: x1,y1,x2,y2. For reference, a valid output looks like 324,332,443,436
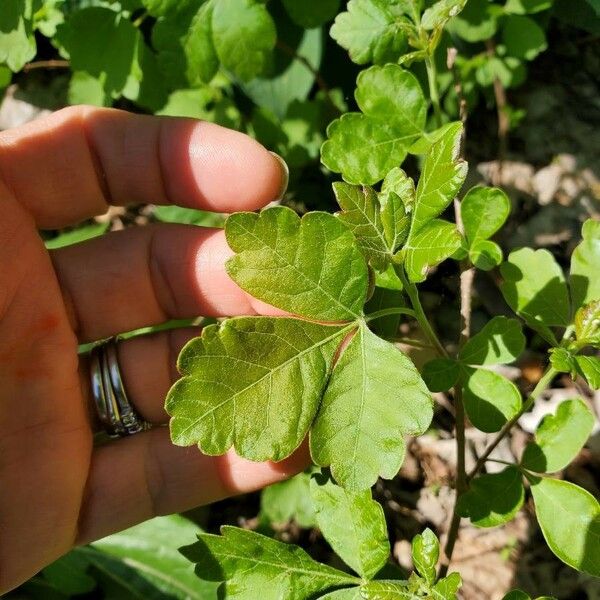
51,225,284,343
79,327,199,426
0,106,287,229
76,428,310,544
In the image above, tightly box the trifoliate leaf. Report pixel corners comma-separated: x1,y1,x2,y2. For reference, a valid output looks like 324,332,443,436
403,219,462,283
575,355,600,389
311,323,433,490
422,358,461,392
463,368,522,433
380,168,414,253
459,316,525,366
330,0,408,65
333,182,390,269
500,248,570,342
461,186,510,244
457,467,525,527
570,219,600,311
321,65,427,185
521,399,595,473
166,317,348,461
261,471,316,529
310,475,390,579
502,15,547,61
410,122,468,235
0,0,37,72
56,7,139,97
449,0,499,42
181,526,360,599
225,207,368,321
184,1,219,85
469,240,503,271
548,347,577,376
283,0,341,28
411,528,439,584
212,0,276,82
575,299,600,346
531,478,600,577
421,0,467,30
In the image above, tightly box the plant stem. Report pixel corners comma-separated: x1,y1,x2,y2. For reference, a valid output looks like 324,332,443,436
467,365,558,482
425,56,443,128
393,264,449,359
365,307,416,322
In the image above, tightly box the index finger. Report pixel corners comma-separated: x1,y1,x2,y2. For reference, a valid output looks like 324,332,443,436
0,106,288,229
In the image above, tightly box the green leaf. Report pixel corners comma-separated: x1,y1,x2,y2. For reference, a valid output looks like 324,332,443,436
91,515,218,599
359,580,417,599
380,168,414,253
411,528,439,584
154,205,224,227
576,356,600,389
502,590,531,600
403,219,462,283
321,65,426,185
0,0,37,72
531,477,600,577
56,7,139,97
365,286,406,338
469,239,503,271
68,71,109,106
410,122,468,235
261,471,316,528
450,0,499,42
311,323,433,490
521,399,595,473
225,207,368,321
422,358,461,392
431,572,462,599
333,182,389,269
183,1,219,85
166,317,348,461
181,526,359,598
318,589,363,599
463,368,522,433
212,0,276,81
549,347,577,376
571,219,600,311
500,248,570,341
42,552,96,597
310,475,390,578
330,0,408,65
45,222,109,250
459,316,525,366
141,0,194,17
575,299,600,346
421,0,467,30
504,0,552,13
457,466,525,527
283,0,341,27
461,186,510,244
501,15,547,61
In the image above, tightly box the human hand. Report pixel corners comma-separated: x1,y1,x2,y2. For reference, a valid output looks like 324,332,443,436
0,106,305,593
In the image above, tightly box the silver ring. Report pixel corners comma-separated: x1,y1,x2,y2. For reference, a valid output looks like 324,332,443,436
89,338,149,437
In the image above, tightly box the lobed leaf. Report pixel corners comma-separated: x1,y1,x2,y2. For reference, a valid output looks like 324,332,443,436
181,526,359,599
463,368,522,433
184,1,219,85
166,317,348,461
531,477,600,577
575,299,600,346
226,207,368,322
310,475,390,579
521,399,595,473
548,347,577,376
571,219,600,311
310,324,433,490
459,316,525,366
380,169,414,253
457,466,525,528
321,65,427,185
0,0,37,72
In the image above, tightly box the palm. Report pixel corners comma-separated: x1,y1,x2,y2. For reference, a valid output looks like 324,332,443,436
0,106,303,594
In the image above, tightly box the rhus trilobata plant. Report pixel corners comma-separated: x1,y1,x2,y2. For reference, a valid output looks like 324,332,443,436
163,2,600,598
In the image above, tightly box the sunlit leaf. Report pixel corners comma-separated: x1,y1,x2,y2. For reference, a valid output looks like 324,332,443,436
459,317,525,366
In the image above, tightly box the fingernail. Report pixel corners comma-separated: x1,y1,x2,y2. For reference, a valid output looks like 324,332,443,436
270,151,289,201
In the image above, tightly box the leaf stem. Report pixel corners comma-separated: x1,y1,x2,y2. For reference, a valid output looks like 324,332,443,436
425,56,443,129
393,264,449,358
365,307,416,322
